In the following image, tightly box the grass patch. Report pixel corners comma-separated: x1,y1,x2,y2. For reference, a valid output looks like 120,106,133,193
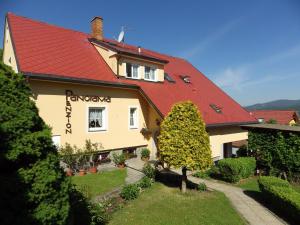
71,169,127,198
237,176,260,192
109,183,246,225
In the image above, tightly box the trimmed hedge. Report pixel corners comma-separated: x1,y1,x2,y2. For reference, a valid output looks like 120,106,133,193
258,176,300,222
217,157,256,183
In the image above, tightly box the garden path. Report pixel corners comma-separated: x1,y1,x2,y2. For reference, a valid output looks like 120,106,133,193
188,176,287,225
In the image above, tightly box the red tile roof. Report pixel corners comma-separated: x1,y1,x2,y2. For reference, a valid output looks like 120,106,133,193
6,13,257,126
249,110,298,125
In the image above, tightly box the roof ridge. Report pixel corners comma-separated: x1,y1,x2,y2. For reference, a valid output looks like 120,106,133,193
7,12,89,37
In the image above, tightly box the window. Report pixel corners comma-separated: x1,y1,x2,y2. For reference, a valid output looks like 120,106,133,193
258,118,264,123
144,66,156,81
129,107,138,129
88,107,106,131
126,63,139,79
164,73,175,83
210,104,222,114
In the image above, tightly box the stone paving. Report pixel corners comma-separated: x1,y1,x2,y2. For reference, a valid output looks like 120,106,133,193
188,175,287,225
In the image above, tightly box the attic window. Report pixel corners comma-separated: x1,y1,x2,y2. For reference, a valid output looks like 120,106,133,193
164,73,175,83
210,104,222,114
180,75,191,84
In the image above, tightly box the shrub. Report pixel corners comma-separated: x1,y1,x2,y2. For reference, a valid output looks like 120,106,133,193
120,184,140,200
142,163,156,179
193,170,210,179
138,176,153,189
112,152,126,166
217,157,256,183
197,182,207,192
141,148,150,159
258,176,300,223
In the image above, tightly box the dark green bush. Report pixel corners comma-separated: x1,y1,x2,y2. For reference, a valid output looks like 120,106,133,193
258,176,300,223
140,148,150,158
197,182,207,191
138,176,153,189
120,184,140,200
142,163,156,179
217,157,256,183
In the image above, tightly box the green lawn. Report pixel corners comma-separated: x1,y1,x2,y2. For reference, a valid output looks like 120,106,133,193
109,183,246,225
71,169,127,198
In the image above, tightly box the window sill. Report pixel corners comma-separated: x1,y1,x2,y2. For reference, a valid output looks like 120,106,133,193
126,76,140,80
129,126,138,130
88,128,107,132
144,78,157,82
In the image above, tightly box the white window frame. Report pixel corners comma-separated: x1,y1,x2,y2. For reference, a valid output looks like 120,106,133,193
144,66,157,81
128,106,139,129
125,62,140,79
87,106,108,132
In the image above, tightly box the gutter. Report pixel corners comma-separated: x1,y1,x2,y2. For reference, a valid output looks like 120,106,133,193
206,121,259,128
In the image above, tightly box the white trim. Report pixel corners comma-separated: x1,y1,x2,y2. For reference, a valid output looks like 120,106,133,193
125,62,140,79
86,105,108,132
128,106,139,129
144,66,157,82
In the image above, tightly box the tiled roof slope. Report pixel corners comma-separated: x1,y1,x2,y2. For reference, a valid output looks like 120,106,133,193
6,13,257,126
249,110,298,125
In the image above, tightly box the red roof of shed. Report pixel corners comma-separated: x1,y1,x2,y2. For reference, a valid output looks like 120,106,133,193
249,110,298,125
6,13,256,126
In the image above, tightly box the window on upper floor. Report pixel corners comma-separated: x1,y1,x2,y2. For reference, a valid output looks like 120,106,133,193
126,63,139,79
144,66,156,81
88,107,107,131
129,107,138,129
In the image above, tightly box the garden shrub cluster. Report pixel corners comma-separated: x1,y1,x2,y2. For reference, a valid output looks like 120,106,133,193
142,163,156,179
258,176,300,222
217,157,256,183
138,176,153,189
120,184,140,200
248,129,300,181
197,182,207,192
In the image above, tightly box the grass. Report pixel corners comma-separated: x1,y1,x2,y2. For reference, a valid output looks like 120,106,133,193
71,169,127,198
109,183,246,225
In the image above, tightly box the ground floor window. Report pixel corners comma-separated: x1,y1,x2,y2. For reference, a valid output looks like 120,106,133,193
129,107,138,129
88,107,107,131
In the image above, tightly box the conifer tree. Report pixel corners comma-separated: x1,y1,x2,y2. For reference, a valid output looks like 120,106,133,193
0,62,70,225
158,101,212,192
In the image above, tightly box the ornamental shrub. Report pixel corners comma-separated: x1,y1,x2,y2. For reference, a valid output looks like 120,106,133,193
158,101,212,192
258,176,300,223
217,157,256,183
112,152,126,166
248,129,300,181
0,62,71,224
142,163,156,179
197,182,207,192
138,176,153,189
120,184,140,200
140,148,150,159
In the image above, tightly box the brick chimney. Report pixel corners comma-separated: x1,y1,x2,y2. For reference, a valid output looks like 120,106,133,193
91,16,103,41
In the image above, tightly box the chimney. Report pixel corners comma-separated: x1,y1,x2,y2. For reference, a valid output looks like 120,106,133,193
91,16,103,41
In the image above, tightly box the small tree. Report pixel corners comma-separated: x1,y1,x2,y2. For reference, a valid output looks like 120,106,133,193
0,62,71,224
158,101,212,193
266,118,277,124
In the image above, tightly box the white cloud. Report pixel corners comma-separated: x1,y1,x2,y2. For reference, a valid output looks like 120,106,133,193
179,18,242,59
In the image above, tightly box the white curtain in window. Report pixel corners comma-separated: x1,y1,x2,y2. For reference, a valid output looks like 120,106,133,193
132,65,138,78
89,108,103,128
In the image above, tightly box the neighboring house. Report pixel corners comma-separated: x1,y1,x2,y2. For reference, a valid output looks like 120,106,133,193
2,13,256,161
249,110,299,126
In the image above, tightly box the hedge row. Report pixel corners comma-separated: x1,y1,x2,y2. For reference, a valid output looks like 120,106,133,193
258,176,300,222
217,157,256,183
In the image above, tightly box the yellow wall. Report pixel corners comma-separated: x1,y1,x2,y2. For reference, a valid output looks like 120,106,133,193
208,126,248,160
29,79,161,154
3,19,18,73
94,45,118,74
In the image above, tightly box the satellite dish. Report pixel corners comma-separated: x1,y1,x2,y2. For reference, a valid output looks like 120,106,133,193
117,26,125,42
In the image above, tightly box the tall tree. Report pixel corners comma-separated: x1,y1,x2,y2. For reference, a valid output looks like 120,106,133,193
158,101,212,192
0,62,71,225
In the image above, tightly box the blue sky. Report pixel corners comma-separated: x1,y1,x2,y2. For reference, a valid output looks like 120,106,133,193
1,0,299,106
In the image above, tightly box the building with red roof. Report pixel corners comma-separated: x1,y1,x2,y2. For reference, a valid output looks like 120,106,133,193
249,110,299,126
2,13,257,161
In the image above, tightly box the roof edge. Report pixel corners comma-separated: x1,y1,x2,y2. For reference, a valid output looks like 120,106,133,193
206,121,258,128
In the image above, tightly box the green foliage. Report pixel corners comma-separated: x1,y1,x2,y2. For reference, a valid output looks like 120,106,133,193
112,152,126,166
138,176,153,189
158,101,212,171
142,163,156,179
140,148,150,158
193,170,210,179
248,129,300,180
0,48,3,61
266,118,277,124
258,176,300,222
120,184,140,200
0,61,71,224
197,182,207,191
217,157,256,183
236,145,249,157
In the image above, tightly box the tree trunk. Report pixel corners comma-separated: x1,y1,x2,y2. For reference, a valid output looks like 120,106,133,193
181,167,187,193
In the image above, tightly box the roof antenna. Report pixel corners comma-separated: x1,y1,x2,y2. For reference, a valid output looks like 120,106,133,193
117,26,125,43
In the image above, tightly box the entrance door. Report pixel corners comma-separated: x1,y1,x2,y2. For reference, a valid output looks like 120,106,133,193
223,142,232,158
